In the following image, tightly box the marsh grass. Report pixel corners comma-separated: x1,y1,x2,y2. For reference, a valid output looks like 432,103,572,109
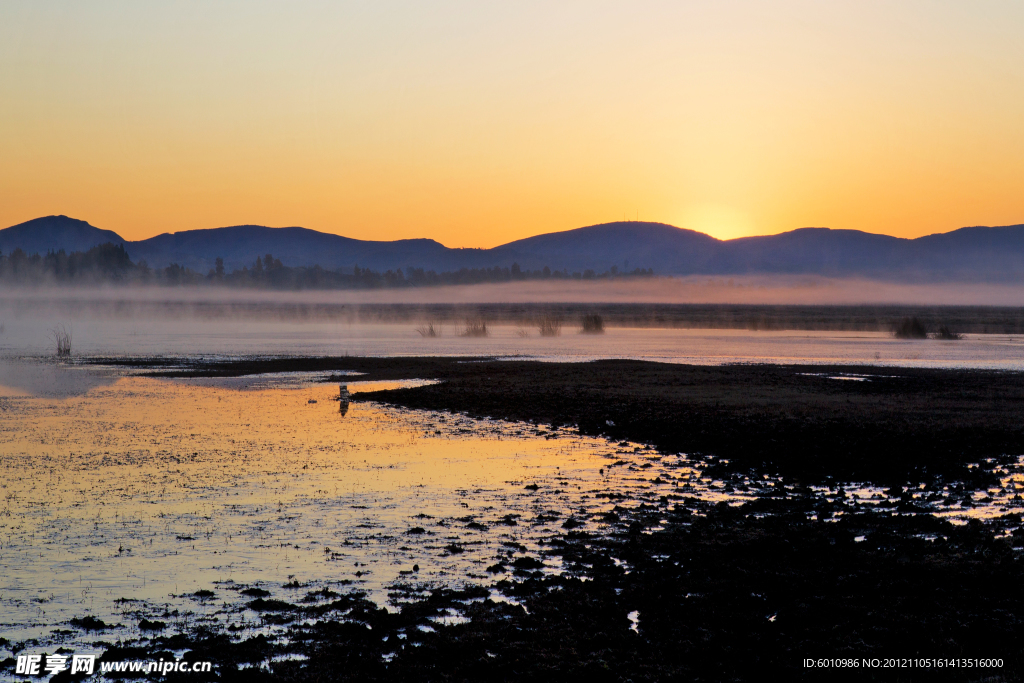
537,316,562,337
934,325,963,341
580,314,605,334
416,322,441,337
460,319,489,337
49,323,72,357
892,317,927,339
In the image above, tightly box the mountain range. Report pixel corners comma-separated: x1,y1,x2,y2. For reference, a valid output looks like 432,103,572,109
2,215,1024,282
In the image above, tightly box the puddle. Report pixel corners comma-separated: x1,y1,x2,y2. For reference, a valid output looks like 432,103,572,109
166,371,438,395
163,371,364,392
627,610,640,633
796,372,898,382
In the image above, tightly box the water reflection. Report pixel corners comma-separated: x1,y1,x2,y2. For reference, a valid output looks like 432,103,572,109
0,375,681,653
0,359,119,398
0,373,1021,658
338,384,350,416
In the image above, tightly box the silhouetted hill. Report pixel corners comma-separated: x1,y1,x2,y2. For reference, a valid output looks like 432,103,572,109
715,228,905,276
0,216,126,256
3,215,1024,282
129,225,463,274
490,222,721,273
712,225,1024,280
901,225,1024,281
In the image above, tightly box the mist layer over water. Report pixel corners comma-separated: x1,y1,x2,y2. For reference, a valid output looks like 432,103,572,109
2,287,1023,370
3,278,1024,306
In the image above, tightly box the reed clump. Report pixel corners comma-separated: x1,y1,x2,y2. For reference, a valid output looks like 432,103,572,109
892,317,927,339
580,314,605,334
50,323,72,357
934,325,962,341
537,316,562,337
460,319,489,337
416,322,441,337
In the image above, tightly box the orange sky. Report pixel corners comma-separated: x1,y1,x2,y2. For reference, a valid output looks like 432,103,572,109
2,1,1023,247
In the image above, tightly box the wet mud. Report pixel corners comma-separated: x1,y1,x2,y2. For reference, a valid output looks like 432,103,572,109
141,502,1024,682
15,496,1020,682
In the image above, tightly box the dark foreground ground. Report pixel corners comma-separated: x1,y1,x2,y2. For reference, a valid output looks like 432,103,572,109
21,357,1024,681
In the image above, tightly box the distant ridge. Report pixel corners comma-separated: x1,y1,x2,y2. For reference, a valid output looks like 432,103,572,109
0,216,126,256
128,225,460,275
490,222,721,274
2,215,1024,283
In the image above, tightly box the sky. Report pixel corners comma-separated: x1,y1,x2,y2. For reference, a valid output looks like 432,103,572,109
2,1,1024,248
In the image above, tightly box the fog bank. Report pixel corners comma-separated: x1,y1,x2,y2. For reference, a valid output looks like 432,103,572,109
1,276,1024,308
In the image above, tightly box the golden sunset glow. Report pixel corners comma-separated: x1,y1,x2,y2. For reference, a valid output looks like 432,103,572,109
2,1,1024,246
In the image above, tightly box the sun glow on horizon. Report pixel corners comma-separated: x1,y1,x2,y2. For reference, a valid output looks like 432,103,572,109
673,205,758,242
2,1,1023,247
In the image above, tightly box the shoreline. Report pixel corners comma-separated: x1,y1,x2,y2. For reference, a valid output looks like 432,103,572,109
100,356,1024,485
6,356,1022,680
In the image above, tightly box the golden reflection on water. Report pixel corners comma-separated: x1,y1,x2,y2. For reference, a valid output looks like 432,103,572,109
0,375,693,648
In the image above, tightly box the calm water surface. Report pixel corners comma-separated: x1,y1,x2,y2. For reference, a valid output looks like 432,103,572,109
0,320,1022,369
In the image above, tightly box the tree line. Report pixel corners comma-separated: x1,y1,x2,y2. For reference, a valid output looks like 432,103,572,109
0,243,654,289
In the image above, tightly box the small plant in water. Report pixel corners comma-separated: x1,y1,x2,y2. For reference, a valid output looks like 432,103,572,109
50,323,72,357
416,322,441,337
460,319,489,337
933,325,962,340
537,316,562,337
580,314,604,334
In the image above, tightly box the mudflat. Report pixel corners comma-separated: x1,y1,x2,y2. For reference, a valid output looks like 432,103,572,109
82,356,1024,681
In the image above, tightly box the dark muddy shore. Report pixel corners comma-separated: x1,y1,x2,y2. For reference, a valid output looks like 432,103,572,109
57,355,1024,681
51,497,1020,683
